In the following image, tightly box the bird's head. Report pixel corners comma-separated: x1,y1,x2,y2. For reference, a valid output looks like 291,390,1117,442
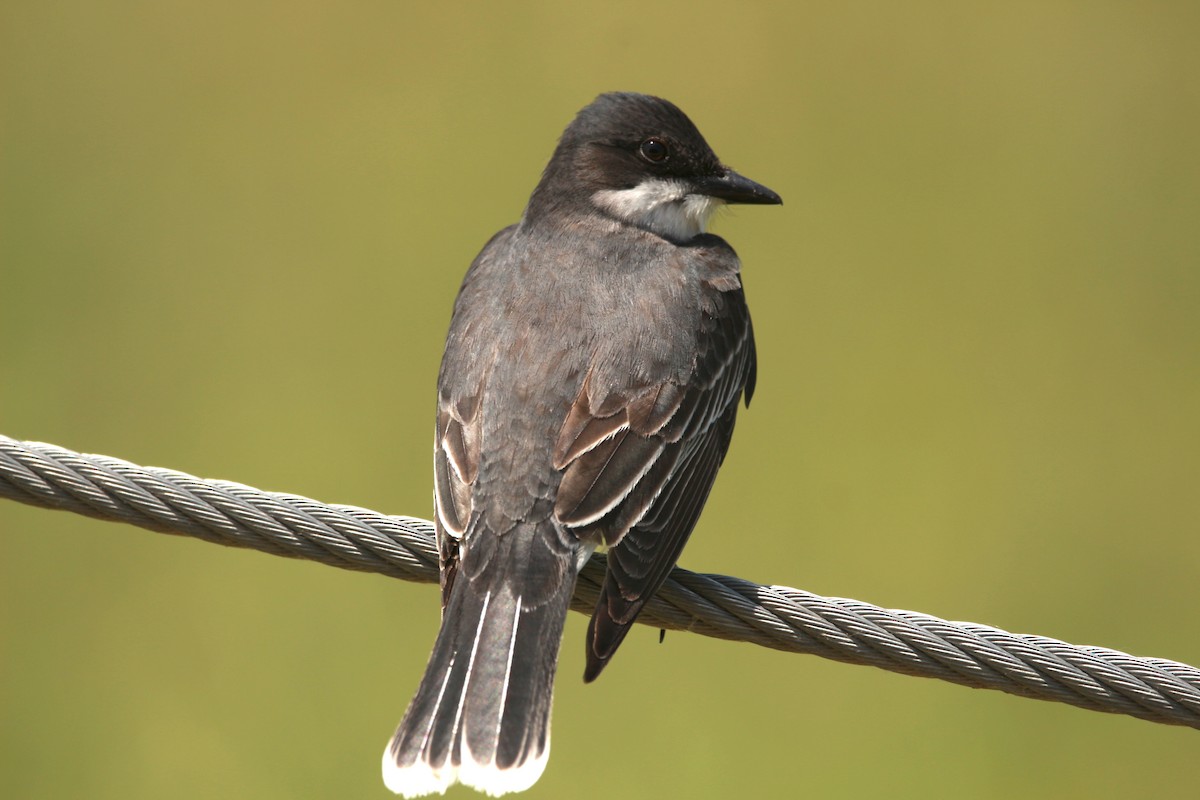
529,92,782,242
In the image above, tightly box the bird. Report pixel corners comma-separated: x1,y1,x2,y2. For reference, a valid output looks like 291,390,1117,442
382,91,781,797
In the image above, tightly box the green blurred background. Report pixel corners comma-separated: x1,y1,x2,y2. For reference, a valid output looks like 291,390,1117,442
2,2,1198,798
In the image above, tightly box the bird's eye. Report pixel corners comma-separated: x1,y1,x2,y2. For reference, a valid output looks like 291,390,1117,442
638,138,669,163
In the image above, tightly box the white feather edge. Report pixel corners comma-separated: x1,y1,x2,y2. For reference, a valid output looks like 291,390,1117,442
560,440,666,528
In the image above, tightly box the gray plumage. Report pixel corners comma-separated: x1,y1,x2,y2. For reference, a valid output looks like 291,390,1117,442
383,92,780,797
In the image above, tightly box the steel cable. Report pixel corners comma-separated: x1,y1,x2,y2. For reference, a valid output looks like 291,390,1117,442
3,434,1198,729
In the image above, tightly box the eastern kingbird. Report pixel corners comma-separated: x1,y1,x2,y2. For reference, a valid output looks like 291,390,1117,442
383,92,780,797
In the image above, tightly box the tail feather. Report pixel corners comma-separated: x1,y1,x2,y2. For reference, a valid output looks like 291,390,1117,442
383,554,576,797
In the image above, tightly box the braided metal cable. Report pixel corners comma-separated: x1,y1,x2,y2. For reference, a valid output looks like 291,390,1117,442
3,434,1199,730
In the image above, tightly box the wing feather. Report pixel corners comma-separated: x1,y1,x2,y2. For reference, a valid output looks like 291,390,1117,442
546,275,755,681
434,393,483,607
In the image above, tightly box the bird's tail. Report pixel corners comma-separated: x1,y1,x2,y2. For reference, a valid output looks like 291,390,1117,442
382,536,579,797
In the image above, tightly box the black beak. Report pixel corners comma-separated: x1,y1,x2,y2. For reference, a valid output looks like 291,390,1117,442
697,168,782,205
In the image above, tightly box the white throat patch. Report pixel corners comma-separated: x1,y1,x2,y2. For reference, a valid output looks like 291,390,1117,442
592,178,722,241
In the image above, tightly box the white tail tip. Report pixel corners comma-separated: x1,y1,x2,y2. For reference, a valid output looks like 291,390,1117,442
381,739,549,797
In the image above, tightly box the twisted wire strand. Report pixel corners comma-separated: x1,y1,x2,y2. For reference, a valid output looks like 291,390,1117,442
3,434,1199,729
